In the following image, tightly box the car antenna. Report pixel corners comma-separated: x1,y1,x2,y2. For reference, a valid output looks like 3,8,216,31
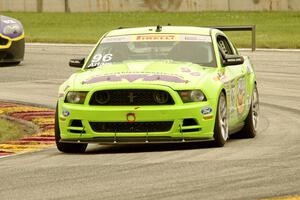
156,25,162,32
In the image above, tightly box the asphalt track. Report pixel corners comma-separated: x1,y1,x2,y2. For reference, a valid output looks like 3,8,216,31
0,44,299,200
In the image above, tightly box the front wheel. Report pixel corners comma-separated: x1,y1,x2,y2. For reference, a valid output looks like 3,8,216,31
213,92,229,147
55,103,87,153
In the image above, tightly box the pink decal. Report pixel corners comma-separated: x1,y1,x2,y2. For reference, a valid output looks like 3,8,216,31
181,67,201,77
181,67,191,72
83,73,187,84
83,75,122,84
144,74,185,83
190,72,201,76
120,74,144,82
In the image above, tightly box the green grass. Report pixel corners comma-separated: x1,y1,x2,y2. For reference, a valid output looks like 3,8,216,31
0,118,30,143
3,11,300,48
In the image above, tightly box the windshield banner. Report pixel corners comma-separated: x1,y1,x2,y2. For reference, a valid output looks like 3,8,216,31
101,34,211,43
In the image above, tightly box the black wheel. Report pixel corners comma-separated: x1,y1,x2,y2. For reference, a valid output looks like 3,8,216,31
213,92,229,147
238,85,259,138
55,103,87,153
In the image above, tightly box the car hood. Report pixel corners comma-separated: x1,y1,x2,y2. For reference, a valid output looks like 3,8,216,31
71,60,217,90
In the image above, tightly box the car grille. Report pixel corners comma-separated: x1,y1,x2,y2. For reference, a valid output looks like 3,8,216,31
89,89,175,105
89,121,173,133
0,37,9,46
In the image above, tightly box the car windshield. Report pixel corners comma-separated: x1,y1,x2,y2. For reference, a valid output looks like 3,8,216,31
85,34,216,69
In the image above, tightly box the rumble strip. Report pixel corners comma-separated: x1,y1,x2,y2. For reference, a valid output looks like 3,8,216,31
0,102,55,158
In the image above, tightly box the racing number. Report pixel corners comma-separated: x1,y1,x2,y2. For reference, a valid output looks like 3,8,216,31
91,53,113,63
89,53,113,68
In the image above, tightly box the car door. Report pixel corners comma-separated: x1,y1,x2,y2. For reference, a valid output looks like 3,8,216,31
217,35,248,126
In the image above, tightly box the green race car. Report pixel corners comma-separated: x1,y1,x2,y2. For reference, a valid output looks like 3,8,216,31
56,26,259,153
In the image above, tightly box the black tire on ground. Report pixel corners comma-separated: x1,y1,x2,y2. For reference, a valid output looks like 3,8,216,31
213,92,228,147
55,103,87,153
10,61,21,65
236,85,259,138
0,61,20,66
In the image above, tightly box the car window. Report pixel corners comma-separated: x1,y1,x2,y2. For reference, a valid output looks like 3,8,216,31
85,34,217,69
217,35,234,55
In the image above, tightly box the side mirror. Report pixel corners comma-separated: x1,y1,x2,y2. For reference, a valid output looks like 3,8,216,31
223,55,244,66
69,58,85,68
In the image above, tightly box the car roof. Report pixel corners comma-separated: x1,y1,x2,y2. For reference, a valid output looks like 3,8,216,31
106,26,213,37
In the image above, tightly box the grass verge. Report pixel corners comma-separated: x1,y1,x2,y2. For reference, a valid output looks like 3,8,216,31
0,117,31,143
2,11,300,48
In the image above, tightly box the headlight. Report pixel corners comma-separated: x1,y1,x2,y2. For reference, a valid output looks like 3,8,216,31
3,24,22,36
178,90,206,103
65,91,87,104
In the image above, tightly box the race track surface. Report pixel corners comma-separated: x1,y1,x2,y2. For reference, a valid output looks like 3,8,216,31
0,44,299,200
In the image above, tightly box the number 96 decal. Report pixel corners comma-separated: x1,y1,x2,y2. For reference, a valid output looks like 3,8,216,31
88,53,113,68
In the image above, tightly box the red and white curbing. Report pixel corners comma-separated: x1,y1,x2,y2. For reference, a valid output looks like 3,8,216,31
0,102,55,157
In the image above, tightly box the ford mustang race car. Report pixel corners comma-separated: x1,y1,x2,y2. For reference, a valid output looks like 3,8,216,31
0,15,25,65
55,26,259,153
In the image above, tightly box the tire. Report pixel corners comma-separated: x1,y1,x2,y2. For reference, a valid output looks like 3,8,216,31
238,85,259,138
10,61,21,65
213,92,229,147
0,61,20,66
55,103,87,153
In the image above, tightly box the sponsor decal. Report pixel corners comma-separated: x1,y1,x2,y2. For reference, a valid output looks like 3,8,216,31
230,81,235,113
190,72,201,76
82,72,187,84
237,77,246,115
180,35,212,43
181,67,191,73
201,107,213,115
181,67,201,76
101,36,131,43
101,34,211,43
136,34,176,41
244,59,254,73
213,73,229,82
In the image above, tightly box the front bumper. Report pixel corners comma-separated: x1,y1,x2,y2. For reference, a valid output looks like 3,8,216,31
0,37,25,63
58,84,217,144
58,103,216,144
